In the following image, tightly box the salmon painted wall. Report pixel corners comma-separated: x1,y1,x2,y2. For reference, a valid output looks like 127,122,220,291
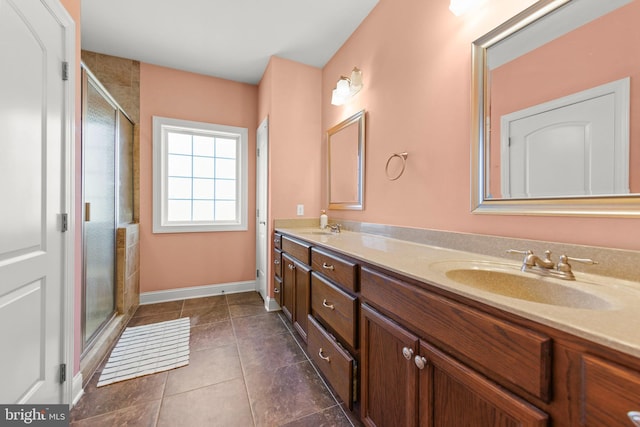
258,56,322,294
59,0,82,375
139,63,258,292
321,0,638,251
490,1,640,196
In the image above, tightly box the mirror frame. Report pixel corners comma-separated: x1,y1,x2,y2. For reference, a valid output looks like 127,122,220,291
327,109,366,210
471,0,640,217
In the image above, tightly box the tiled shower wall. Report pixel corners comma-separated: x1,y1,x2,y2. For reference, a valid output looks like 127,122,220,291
116,224,140,317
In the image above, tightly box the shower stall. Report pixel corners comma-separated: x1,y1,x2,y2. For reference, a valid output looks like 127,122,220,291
81,66,134,351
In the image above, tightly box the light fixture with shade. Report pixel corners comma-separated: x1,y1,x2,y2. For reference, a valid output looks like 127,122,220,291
331,67,363,106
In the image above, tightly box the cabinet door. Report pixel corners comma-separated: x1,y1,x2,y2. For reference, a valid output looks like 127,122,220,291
361,304,419,427
293,260,311,342
582,354,640,427
281,253,296,322
418,341,548,427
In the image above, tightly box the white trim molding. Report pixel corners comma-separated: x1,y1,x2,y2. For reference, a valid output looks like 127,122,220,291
140,280,258,305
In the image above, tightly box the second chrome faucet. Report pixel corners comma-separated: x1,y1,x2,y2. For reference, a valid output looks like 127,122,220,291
506,249,597,280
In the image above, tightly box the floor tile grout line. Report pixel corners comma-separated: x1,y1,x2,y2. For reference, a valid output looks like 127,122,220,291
228,296,258,427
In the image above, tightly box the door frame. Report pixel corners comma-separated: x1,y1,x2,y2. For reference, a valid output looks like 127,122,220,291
500,77,630,198
256,117,278,310
49,0,77,405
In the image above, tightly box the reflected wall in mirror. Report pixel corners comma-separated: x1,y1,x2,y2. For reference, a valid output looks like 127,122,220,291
328,109,365,210
471,0,640,216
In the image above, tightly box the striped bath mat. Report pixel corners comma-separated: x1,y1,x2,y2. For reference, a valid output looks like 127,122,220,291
98,317,191,387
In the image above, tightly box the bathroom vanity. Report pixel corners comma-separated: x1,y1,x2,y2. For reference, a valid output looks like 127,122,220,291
273,226,640,427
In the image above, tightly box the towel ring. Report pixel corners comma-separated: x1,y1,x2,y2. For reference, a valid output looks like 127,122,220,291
385,152,408,181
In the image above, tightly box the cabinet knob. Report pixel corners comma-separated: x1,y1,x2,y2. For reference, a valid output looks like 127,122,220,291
288,264,295,270
274,259,280,265
628,411,640,427
318,348,331,363
273,288,280,293
402,347,414,360
322,299,335,310
414,356,428,370
322,262,335,271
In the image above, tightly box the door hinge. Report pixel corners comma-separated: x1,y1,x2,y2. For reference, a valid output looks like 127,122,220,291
61,213,68,232
256,209,259,218
257,148,260,157
256,269,260,278
62,62,69,81
59,363,66,383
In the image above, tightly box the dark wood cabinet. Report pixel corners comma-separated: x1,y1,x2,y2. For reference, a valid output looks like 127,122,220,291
274,230,640,427
361,303,419,427
581,354,640,427
293,260,311,341
419,341,548,427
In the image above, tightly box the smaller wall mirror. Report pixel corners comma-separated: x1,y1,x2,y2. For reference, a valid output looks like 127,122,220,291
328,110,365,210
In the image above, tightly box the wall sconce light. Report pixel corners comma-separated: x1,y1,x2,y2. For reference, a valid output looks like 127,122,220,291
449,0,484,16
331,67,363,106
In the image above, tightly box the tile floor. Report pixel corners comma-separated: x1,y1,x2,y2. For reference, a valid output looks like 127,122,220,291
70,291,356,427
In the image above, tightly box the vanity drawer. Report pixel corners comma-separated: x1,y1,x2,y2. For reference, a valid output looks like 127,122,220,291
582,354,640,426
273,233,282,250
360,266,552,401
273,249,282,278
311,272,357,349
311,247,358,292
282,236,311,265
308,315,354,408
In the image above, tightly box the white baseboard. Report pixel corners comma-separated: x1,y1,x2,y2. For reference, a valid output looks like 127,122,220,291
71,372,83,407
140,280,257,305
264,296,281,312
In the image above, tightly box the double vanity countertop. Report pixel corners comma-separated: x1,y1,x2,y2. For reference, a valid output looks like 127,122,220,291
276,226,640,359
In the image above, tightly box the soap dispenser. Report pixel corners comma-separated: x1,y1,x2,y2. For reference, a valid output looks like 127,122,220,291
320,210,328,229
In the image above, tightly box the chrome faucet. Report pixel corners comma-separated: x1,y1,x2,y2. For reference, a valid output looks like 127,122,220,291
506,249,597,280
328,223,342,233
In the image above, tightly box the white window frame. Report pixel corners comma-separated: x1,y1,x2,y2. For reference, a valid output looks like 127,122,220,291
152,116,248,233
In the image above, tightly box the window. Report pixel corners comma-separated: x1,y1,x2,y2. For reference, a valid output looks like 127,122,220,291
153,116,248,233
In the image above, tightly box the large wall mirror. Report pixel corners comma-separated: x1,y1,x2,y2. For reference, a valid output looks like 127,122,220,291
471,0,640,216
328,109,365,210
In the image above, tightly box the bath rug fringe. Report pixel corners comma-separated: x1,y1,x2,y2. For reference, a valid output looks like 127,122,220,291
97,317,190,387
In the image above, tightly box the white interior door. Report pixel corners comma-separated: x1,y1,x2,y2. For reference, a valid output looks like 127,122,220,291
0,0,67,403
501,78,629,198
256,118,269,305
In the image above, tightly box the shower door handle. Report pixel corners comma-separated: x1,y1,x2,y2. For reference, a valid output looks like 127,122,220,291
85,202,91,222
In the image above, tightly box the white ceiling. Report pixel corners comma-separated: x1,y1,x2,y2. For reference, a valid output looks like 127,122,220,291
81,0,379,84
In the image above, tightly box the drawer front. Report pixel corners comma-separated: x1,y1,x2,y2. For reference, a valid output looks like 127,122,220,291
583,354,640,427
308,315,354,408
361,267,552,401
282,236,311,265
273,249,282,278
311,272,357,349
273,233,282,250
311,247,358,292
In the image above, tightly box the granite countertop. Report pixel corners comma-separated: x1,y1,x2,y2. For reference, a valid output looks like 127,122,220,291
276,226,640,358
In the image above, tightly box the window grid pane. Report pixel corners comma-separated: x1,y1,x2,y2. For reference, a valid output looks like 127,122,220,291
166,133,238,222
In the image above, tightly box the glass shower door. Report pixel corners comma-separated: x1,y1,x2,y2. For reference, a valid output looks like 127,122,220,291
82,70,117,348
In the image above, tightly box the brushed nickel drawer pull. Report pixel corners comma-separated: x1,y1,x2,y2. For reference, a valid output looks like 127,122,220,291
322,299,335,310
318,348,331,363
629,411,640,427
322,262,335,271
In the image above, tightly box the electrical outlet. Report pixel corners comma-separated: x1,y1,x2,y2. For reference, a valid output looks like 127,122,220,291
297,204,304,216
